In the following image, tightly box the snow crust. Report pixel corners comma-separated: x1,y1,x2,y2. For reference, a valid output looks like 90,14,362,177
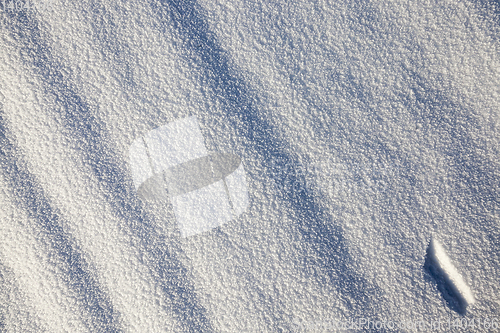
1,0,499,331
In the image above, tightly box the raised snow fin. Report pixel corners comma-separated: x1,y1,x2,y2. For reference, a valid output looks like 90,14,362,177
424,237,475,314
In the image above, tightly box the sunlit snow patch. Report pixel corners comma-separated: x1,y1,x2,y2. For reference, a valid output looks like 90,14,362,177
425,238,475,313
129,116,248,237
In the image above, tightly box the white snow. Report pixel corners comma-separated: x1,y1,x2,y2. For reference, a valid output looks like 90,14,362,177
1,0,499,331
428,237,476,307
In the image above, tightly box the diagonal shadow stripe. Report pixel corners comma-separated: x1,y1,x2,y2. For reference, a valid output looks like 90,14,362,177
2,8,215,333
150,0,384,329
0,109,122,332
83,0,137,90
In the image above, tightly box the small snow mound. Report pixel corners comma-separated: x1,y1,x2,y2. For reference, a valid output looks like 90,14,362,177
427,238,475,311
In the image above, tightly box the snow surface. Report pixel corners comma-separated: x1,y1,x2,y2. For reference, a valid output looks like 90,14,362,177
1,0,499,332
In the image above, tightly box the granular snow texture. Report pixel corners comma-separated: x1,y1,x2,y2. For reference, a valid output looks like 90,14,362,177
1,0,499,332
